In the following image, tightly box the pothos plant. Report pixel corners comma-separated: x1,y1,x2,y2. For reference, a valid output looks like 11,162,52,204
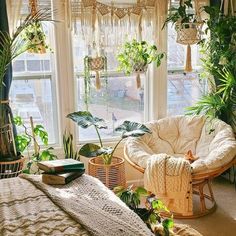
23,20,50,54
114,185,174,236
163,0,197,29
117,39,164,75
67,111,151,165
13,116,57,174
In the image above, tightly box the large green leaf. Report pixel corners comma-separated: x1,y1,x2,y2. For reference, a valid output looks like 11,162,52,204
115,120,151,138
79,143,101,157
67,111,107,129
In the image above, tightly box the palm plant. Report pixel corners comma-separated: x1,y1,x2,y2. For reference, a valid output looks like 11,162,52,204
0,5,51,161
67,111,151,165
186,6,236,131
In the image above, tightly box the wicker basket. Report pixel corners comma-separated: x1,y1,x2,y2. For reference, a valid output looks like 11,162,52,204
176,23,201,45
0,157,25,179
88,156,126,189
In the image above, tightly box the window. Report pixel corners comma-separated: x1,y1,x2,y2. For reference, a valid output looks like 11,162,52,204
10,20,58,144
167,24,206,116
72,16,153,141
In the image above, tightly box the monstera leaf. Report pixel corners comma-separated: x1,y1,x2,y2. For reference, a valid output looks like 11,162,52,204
115,121,151,138
67,111,107,129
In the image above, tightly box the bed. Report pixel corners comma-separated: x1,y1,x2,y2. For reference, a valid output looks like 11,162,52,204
0,174,153,236
0,174,203,236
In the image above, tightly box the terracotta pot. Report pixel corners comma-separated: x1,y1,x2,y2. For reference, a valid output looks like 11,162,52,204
88,156,126,189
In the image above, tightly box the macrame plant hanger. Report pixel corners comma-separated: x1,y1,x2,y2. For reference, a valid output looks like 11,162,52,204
175,0,203,72
220,0,235,16
27,0,47,54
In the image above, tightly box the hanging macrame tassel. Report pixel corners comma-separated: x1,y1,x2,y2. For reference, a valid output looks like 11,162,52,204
136,73,141,89
185,44,192,72
95,71,101,90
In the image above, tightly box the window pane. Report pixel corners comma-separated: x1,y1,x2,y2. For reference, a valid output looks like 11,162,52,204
10,78,57,144
76,74,145,141
167,23,205,115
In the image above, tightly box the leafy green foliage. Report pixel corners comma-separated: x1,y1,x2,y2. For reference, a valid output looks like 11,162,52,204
67,111,107,129
115,185,173,235
187,7,236,130
13,116,57,174
63,131,80,160
117,39,164,75
67,111,151,164
163,0,196,28
115,120,152,138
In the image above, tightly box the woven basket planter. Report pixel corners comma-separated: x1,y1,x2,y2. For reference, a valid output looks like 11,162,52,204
176,23,201,45
88,156,126,189
0,157,25,179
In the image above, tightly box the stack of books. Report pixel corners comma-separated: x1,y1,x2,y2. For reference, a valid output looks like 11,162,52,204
37,159,85,185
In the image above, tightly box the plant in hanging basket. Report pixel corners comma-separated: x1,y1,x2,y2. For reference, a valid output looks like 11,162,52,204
23,20,50,54
117,39,164,88
67,111,152,165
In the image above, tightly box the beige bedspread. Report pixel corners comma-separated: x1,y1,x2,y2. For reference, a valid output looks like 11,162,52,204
0,174,153,236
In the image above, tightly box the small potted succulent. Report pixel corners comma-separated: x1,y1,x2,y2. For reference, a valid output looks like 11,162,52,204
117,39,164,88
67,111,151,189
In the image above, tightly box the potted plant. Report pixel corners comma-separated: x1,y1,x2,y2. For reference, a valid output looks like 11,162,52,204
67,111,151,189
23,20,50,54
0,4,51,162
117,39,164,88
114,185,174,235
163,0,202,71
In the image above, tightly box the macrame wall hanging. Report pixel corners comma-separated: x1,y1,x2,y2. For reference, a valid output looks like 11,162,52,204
25,0,49,54
174,0,203,72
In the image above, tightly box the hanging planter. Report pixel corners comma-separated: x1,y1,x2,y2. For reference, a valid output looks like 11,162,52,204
83,56,107,110
117,39,164,89
163,0,203,72
23,21,49,54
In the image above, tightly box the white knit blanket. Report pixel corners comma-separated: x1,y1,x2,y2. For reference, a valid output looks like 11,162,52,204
21,174,153,236
144,154,193,216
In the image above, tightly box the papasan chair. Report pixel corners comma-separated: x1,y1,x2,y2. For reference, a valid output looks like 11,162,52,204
124,115,236,218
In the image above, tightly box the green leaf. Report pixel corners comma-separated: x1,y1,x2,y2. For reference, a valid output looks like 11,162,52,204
79,143,101,157
15,134,31,152
115,121,151,138
67,111,107,129
13,116,23,126
135,187,148,196
34,124,48,145
162,218,174,229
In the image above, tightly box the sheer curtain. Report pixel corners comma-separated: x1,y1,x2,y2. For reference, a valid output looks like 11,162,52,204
6,0,22,35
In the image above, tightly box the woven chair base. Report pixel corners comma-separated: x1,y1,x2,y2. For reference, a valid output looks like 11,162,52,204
124,149,236,219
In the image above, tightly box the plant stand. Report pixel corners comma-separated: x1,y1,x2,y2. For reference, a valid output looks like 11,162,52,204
0,157,25,179
88,156,126,189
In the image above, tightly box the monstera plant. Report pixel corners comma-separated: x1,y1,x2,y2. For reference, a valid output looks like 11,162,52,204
0,2,51,161
67,111,151,165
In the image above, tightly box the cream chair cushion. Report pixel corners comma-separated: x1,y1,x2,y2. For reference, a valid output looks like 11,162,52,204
125,115,236,174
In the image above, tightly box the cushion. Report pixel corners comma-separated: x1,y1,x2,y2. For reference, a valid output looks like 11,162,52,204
125,115,236,174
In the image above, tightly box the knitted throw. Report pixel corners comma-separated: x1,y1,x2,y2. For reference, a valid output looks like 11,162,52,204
144,154,193,216
20,174,153,236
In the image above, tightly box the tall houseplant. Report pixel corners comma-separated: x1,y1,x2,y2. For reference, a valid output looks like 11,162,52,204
186,6,236,131
67,111,151,165
0,2,51,161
